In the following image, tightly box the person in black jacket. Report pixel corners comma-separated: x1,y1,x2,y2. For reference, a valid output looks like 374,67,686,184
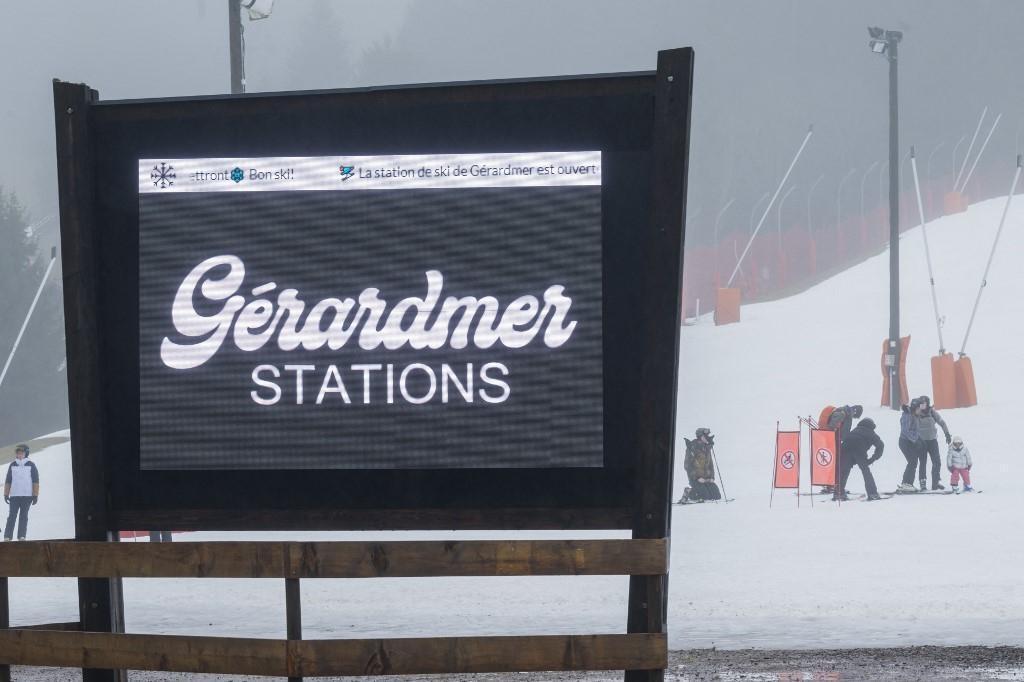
834,418,883,501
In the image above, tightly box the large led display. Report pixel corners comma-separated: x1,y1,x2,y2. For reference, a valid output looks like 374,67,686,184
138,153,603,470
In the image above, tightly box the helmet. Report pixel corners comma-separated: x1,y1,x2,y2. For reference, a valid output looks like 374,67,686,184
952,436,964,447
14,444,29,456
852,405,864,418
695,427,712,439
919,395,931,405
859,418,876,431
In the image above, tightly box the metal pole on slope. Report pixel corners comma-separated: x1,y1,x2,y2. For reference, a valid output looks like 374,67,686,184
726,126,813,288
958,113,1002,195
711,446,729,504
959,156,1022,357
0,248,58,393
954,107,988,192
910,147,947,354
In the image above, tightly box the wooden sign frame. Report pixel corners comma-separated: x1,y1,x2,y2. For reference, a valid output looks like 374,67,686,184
52,47,692,682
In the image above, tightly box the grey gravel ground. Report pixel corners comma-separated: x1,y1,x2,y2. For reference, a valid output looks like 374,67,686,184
10,647,1024,681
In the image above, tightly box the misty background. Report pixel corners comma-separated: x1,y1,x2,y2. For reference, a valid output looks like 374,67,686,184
2,0,1023,446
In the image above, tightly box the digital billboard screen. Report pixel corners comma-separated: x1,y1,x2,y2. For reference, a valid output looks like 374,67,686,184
138,153,603,470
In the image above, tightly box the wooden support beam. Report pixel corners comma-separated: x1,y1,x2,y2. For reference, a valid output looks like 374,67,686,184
285,577,302,682
0,630,666,677
0,577,9,682
0,539,667,579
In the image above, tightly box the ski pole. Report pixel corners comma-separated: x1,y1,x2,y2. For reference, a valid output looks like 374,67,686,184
0,247,58,393
711,446,729,503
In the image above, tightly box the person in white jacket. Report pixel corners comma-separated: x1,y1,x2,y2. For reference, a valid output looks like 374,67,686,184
946,436,974,493
4,444,39,540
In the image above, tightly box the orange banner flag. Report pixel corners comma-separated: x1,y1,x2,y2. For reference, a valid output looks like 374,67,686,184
810,428,838,486
774,430,800,489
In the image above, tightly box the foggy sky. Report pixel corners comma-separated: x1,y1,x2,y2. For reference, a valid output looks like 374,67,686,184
2,1,1023,249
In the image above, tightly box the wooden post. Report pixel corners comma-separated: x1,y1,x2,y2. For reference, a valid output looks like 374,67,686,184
53,80,127,682
625,47,693,682
1,577,10,682
286,578,302,682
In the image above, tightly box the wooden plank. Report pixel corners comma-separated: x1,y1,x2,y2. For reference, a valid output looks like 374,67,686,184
626,47,694,682
295,633,666,676
293,539,667,578
0,630,288,677
113,506,633,532
0,630,663,677
0,539,666,579
285,577,302,682
53,78,128,682
0,577,8,682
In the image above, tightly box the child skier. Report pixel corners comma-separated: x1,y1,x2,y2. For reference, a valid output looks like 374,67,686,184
946,436,974,493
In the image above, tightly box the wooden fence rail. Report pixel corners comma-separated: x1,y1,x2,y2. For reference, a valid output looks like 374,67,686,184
0,539,668,679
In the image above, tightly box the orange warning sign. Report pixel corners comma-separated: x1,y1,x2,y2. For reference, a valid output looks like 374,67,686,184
774,431,800,489
810,428,838,486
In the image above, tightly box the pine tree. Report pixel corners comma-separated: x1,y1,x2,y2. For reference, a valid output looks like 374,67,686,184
0,186,68,446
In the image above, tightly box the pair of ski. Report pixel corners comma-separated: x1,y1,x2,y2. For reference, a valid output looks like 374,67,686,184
673,498,735,506
797,490,893,502
888,488,982,496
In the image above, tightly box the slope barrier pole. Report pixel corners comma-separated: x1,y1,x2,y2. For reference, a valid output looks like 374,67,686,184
953,107,987,191
910,148,946,354
711,446,729,504
960,156,1022,356
0,248,58,393
958,113,1002,194
727,126,813,288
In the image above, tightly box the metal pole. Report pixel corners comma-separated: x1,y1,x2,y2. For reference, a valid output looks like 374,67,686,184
711,446,729,503
0,248,58,393
887,36,901,410
958,112,1002,194
727,126,813,287
228,0,245,94
910,148,946,354
960,156,1022,356
777,185,797,252
951,134,968,180
713,198,736,286
954,107,988,191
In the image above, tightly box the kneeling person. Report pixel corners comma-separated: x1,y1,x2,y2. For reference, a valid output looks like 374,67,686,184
682,428,722,502
836,418,883,501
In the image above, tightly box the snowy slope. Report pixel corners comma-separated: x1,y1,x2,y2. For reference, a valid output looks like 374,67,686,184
7,195,1024,649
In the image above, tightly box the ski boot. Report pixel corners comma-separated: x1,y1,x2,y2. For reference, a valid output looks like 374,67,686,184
866,493,882,501
920,479,928,493
677,487,692,504
932,481,945,491
963,485,974,493
897,483,916,493
951,485,960,494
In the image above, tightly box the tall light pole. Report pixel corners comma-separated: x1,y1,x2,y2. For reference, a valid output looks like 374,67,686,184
713,198,736,286
868,25,904,410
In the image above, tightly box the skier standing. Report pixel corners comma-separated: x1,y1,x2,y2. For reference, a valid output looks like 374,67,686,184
835,418,883,501
897,398,924,492
946,436,975,493
916,396,951,491
681,428,722,502
4,444,39,541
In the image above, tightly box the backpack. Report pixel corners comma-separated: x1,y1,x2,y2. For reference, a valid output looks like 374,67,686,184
818,405,836,430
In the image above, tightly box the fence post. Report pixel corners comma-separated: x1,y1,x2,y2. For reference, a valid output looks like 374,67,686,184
1,577,9,682
286,578,302,682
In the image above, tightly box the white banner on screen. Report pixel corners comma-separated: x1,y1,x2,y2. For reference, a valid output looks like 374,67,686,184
140,152,601,193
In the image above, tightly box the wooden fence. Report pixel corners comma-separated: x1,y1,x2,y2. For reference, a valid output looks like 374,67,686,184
0,539,667,679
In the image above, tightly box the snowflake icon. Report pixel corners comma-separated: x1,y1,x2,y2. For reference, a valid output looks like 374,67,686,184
231,167,245,183
151,162,176,189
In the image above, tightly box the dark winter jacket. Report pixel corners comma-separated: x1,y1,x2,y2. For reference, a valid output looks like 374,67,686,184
683,438,715,482
841,421,884,463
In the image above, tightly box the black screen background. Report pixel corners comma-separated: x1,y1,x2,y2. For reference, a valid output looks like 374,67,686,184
140,187,603,469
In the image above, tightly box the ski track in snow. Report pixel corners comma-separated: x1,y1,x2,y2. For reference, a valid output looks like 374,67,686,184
8,196,1024,649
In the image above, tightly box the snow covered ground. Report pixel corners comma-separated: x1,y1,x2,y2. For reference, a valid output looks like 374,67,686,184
6,195,1024,650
